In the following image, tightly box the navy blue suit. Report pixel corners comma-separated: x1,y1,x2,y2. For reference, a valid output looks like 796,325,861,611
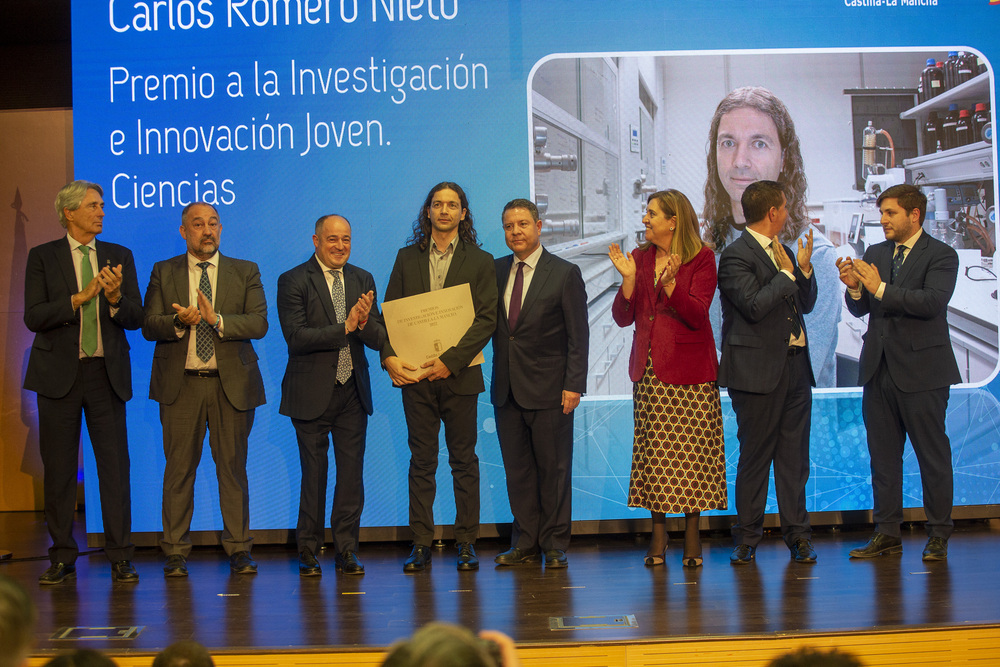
491,248,589,553
718,230,816,548
278,256,387,555
24,236,142,564
846,230,960,538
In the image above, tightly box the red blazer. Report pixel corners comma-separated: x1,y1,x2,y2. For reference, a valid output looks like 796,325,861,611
612,245,718,385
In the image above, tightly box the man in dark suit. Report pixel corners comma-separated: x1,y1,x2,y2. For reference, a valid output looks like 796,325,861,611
143,202,267,577
277,214,387,577
381,182,497,572
837,184,960,561
24,180,142,584
718,180,817,565
491,198,588,569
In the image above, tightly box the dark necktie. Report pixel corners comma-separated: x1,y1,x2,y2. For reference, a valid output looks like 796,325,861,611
195,262,215,362
508,261,525,330
331,270,353,384
78,245,98,356
891,245,906,283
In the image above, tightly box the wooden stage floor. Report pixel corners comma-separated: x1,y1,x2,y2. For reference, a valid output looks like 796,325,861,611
3,512,999,665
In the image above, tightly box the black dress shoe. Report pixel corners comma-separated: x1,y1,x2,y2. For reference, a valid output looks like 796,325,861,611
730,544,756,565
922,536,948,561
494,547,541,565
849,532,902,558
164,554,188,578
403,545,431,572
298,549,321,577
39,562,76,585
112,560,139,583
229,551,258,574
790,538,817,564
335,550,365,575
544,549,568,569
456,542,479,571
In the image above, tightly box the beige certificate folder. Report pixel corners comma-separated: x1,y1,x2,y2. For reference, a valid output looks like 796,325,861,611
382,283,485,380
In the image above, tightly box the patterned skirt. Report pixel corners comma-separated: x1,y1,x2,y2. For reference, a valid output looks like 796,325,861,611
628,357,728,514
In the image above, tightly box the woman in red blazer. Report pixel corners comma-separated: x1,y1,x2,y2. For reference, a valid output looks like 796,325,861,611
609,189,727,567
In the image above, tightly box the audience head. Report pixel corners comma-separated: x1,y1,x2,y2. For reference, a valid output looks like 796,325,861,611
42,650,116,667
0,574,36,667
768,646,864,667
381,622,505,667
152,639,216,667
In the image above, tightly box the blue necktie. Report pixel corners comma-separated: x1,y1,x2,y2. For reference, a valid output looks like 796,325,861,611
891,245,906,284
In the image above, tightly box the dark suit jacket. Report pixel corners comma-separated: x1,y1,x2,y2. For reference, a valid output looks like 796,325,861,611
718,230,817,394
491,248,589,410
612,245,718,385
845,231,961,392
277,256,388,419
142,253,268,411
381,240,497,395
23,237,143,401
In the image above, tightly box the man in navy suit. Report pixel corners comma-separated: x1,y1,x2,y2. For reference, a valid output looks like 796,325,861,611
491,198,589,569
381,182,497,572
277,214,387,577
837,184,960,561
24,180,142,584
718,180,817,565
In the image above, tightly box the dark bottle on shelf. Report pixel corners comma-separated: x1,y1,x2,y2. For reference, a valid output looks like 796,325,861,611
973,103,991,143
944,51,960,90
924,111,941,154
957,51,977,86
955,109,973,147
922,58,946,99
940,104,960,150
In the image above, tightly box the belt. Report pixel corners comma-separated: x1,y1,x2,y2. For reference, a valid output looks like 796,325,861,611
787,346,805,357
185,369,219,378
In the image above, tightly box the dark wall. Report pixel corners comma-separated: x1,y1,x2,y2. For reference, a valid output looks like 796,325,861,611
1,0,72,110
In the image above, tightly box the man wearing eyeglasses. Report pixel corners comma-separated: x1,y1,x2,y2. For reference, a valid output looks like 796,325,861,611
381,182,497,572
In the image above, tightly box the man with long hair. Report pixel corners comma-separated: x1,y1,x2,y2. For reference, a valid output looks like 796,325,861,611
704,86,841,387
381,182,497,572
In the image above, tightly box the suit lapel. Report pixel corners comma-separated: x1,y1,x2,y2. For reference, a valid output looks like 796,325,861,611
442,240,468,289
743,231,778,276
56,237,79,294
895,234,928,285
875,241,894,284
170,255,191,308
497,254,514,329
417,246,432,294
342,264,362,312
214,254,232,309
517,249,551,325
309,256,339,324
